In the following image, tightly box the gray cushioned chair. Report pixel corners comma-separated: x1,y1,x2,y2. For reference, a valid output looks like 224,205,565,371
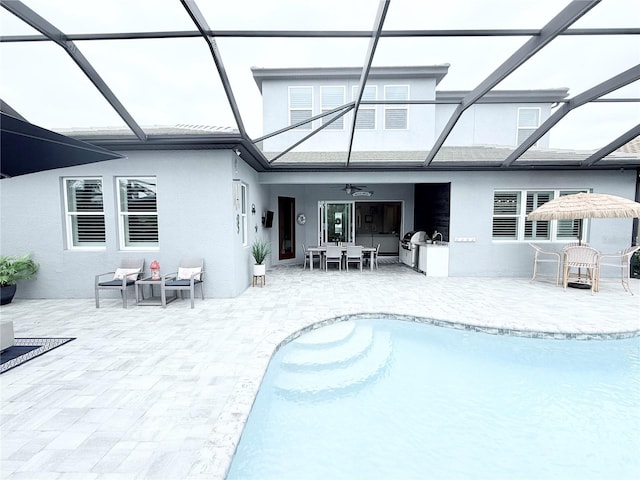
160,257,205,308
95,258,145,308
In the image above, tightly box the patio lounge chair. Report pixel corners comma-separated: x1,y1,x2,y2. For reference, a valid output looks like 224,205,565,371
95,258,145,308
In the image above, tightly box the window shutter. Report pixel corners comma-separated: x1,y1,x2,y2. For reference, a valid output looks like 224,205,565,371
353,85,376,129
492,191,520,239
65,178,106,247
321,87,344,129
385,109,407,129
290,86,313,130
118,178,159,248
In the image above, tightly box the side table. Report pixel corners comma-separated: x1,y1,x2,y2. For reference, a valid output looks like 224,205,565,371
135,277,177,306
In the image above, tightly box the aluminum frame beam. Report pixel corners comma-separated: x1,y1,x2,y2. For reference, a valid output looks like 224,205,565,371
268,106,354,164
4,28,638,43
581,125,640,167
422,0,600,167
0,0,147,141
180,0,248,138
501,64,640,167
346,0,390,167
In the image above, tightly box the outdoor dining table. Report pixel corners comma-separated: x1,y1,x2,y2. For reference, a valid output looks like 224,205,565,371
307,245,377,271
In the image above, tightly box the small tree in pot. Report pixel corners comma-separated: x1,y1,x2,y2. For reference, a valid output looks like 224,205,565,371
0,254,39,305
251,238,271,277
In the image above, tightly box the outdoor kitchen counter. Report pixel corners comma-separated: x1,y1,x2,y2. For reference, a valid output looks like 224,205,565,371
417,242,449,277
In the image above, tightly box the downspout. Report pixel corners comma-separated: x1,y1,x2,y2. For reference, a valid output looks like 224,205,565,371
634,168,640,246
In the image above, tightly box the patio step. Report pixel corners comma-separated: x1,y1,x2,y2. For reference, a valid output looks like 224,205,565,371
292,321,356,349
274,330,392,398
281,324,373,370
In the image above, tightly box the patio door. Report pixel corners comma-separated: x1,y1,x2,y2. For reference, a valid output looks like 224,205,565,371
318,201,355,245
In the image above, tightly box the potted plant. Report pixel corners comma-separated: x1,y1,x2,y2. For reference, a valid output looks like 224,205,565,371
0,254,39,305
251,238,271,277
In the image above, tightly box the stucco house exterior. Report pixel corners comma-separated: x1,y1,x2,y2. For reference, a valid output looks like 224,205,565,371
1,64,638,301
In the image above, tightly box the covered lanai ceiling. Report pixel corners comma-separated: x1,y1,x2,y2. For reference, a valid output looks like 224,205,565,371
1,0,639,173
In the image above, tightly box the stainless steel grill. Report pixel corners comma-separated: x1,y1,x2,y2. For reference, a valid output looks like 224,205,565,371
399,231,426,268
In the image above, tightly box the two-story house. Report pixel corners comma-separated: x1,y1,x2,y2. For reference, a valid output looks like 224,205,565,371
1,65,637,300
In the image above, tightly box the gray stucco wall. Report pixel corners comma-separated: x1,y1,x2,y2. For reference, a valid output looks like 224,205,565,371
259,169,638,277
2,152,636,300
1,149,268,300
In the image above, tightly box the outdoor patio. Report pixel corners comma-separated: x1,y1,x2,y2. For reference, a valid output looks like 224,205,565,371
1,262,639,480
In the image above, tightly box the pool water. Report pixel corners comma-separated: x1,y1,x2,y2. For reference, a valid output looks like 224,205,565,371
226,318,640,480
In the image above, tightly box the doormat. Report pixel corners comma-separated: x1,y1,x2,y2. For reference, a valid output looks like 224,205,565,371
1,338,75,374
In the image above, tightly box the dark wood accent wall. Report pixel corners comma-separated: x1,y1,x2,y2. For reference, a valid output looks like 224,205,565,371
414,183,451,241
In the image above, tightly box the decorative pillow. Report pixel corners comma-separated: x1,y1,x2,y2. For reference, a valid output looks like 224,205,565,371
113,268,140,281
177,267,202,281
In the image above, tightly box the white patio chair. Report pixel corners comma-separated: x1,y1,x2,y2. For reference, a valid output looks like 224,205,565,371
598,245,640,295
325,246,343,271
529,243,561,285
345,245,363,271
562,245,599,294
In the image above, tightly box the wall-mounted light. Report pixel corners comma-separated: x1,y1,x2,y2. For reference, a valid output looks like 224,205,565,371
251,204,256,214
233,147,242,157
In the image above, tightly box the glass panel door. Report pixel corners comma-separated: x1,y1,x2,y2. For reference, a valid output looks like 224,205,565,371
318,201,355,245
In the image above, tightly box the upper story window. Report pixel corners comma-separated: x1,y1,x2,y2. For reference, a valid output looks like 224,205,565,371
117,177,159,250
517,107,541,147
320,86,345,130
492,189,586,241
63,177,105,249
384,85,409,130
353,85,377,130
289,86,313,130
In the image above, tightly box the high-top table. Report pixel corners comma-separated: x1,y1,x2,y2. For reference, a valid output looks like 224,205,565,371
307,245,377,271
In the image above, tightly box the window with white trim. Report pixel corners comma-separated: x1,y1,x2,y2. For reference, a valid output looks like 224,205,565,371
117,177,159,249
384,85,409,130
289,86,313,130
64,177,105,248
320,86,345,129
492,189,587,241
517,107,541,147
352,85,377,129
241,183,248,246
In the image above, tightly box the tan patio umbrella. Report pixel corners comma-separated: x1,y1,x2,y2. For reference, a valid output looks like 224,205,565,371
527,192,640,244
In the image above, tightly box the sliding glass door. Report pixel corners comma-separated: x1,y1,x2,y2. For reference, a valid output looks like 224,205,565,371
318,201,355,245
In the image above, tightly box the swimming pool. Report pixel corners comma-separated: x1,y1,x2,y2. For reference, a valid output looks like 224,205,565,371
226,317,640,480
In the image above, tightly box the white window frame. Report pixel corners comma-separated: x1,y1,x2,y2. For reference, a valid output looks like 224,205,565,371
320,85,345,130
492,189,588,242
241,183,248,246
116,177,159,250
384,84,409,130
516,107,541,147
288,86,313,130
352,85,377,130
63,177,106,250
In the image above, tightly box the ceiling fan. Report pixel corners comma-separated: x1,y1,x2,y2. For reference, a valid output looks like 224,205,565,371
341,184,368,195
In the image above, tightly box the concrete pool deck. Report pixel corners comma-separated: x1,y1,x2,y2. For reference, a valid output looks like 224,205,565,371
1,262,639,479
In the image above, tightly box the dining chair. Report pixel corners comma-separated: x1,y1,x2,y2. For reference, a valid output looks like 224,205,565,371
372,243,380,269
324,246,343,271
598,245,640,295
529,243,561,285
345,245,363,271
562,246,599,293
